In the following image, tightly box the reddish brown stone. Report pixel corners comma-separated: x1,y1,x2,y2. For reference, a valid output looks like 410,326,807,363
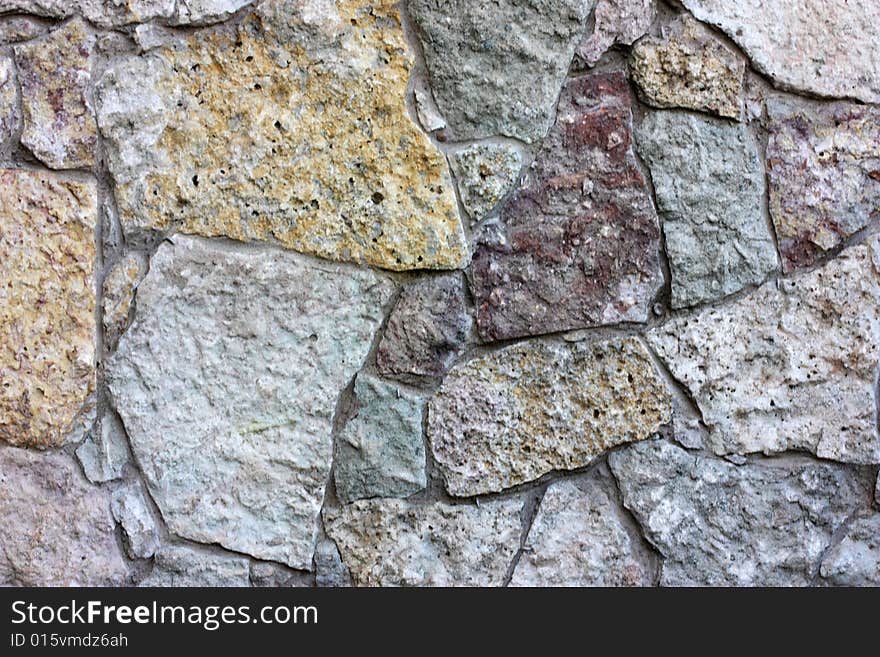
469,72,662,341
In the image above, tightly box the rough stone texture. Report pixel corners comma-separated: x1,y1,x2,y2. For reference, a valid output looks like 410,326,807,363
576,0,654,67
76,412,129,483
767,98,880,272
412,77,445,133
0,170,96,448
681,0,880,104
470,73,662,341
0,57,17,147
103,252,147,349
510,478,655,586
0,16,46,44
428,336,671,496
819,514,880,586
111,481,159,559
610,439,866,586
171,0,252,25
647,239,880,463
249,562,311,587
107,236,393,569
324,498,522,586
409,0,594,143
141,545,250,587
314,537,351,587
876,473,880,507
449,143,523,225
335,374,427,503
14,19,96,169
0,1,250,27
630,16,744,119
636,111,776,307
375,274,470,385
96,0,466,271
0,445,128,586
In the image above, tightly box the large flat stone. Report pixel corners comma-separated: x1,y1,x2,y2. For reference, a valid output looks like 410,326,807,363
96,0,466,271
107,236,393,569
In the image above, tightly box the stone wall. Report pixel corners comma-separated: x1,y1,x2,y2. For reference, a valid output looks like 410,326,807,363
1,0,879,587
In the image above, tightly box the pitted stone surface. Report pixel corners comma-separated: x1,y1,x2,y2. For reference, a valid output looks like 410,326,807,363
324,498,522,586
819,513,880,586
0,169,96,448
636,111,776,307
141,545,250,587
428,336,671,496
0,16,46,44
647,239,880,463
0,445,128,586
409,0,595,143
767,98,880,271
96,0,466,271
576,0,654,67
449,143,523,225
610,439,866,586
107,236,393,569
470,72,662,341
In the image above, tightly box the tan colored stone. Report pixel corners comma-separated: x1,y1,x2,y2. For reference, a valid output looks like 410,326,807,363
102,252,147,349
96,0,466,271
0,169,96,448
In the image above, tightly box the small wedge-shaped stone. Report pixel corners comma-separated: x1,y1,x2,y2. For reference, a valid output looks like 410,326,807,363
112,481,160,560
647,238,880,463
96,0,466,271
102,252,147,349
324,498,522,586
819,513,880,586
576,0,655,67
1,170,96,448
141,545,249,587
449,143,523,225
0,57,16,148
610,440,866,586
767,98,880,271
428,336,671,496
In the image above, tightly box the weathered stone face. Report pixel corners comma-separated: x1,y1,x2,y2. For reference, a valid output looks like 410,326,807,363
141,545,250,587
647,238,880,464
112,481,160,560
0,446,128,586
819,513,880,586
681,0,880,103
0,16,46,45
102,252,147,349
76,412,129,483
0,0,250,27
14,19,96,169
0,57,17,147
324,498,523,586
428,336,671,497
510,478,656,587
630,16,744,119
0,169,96,448
767,98,880,271
576,0,655,67
409,0,594,143
610,440,866,586
636,111,776,307
470,72,662,341
448,143,523,225
107,236,393,569
96,0,466,271
171,0,253,25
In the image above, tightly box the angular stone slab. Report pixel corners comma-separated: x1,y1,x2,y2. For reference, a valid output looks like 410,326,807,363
409,0,594,143
96,0,466,271
0,445,127,586
102,252,147,349
510,478,655,586
324,498,522,586
0,56,16,147
172,0,253,25
636,111,776,307
647,238,880,463
1,169,96,448
141,545,250,587
609,440,866,586
576,0,655,67
470,72,662,341
767,98,880,271
0,0,249,27
76,412,129,483
819,513,880,586
681,0,880,103
428,336,671,496
107,236,393,569
449,143,522,225
112,481,160,560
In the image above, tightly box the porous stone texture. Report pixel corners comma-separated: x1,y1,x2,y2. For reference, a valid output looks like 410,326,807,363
449,143,523,225
681,0,880,104
428,336,671,496
0,16,46,44
14,19,96,169
334,374,427,503
96,0,466,271
766,98,880,271
171,0,252,25
647,238,880,463
102,252,147,349
76,412,129,483
112,481,160,559
0,57,17,146
324,498,522,586
409,0,594,143
0,0,250,27
315,538,352,587
576,0,655,67
630,16,744,119
0,169,96,448
610,439,866,586
0,445,127,586
470,72,662,341
141,545,250,587
636,111,776,307
375,274,470,385
107,236,393,569
510,478,655,586
819,514,880,586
